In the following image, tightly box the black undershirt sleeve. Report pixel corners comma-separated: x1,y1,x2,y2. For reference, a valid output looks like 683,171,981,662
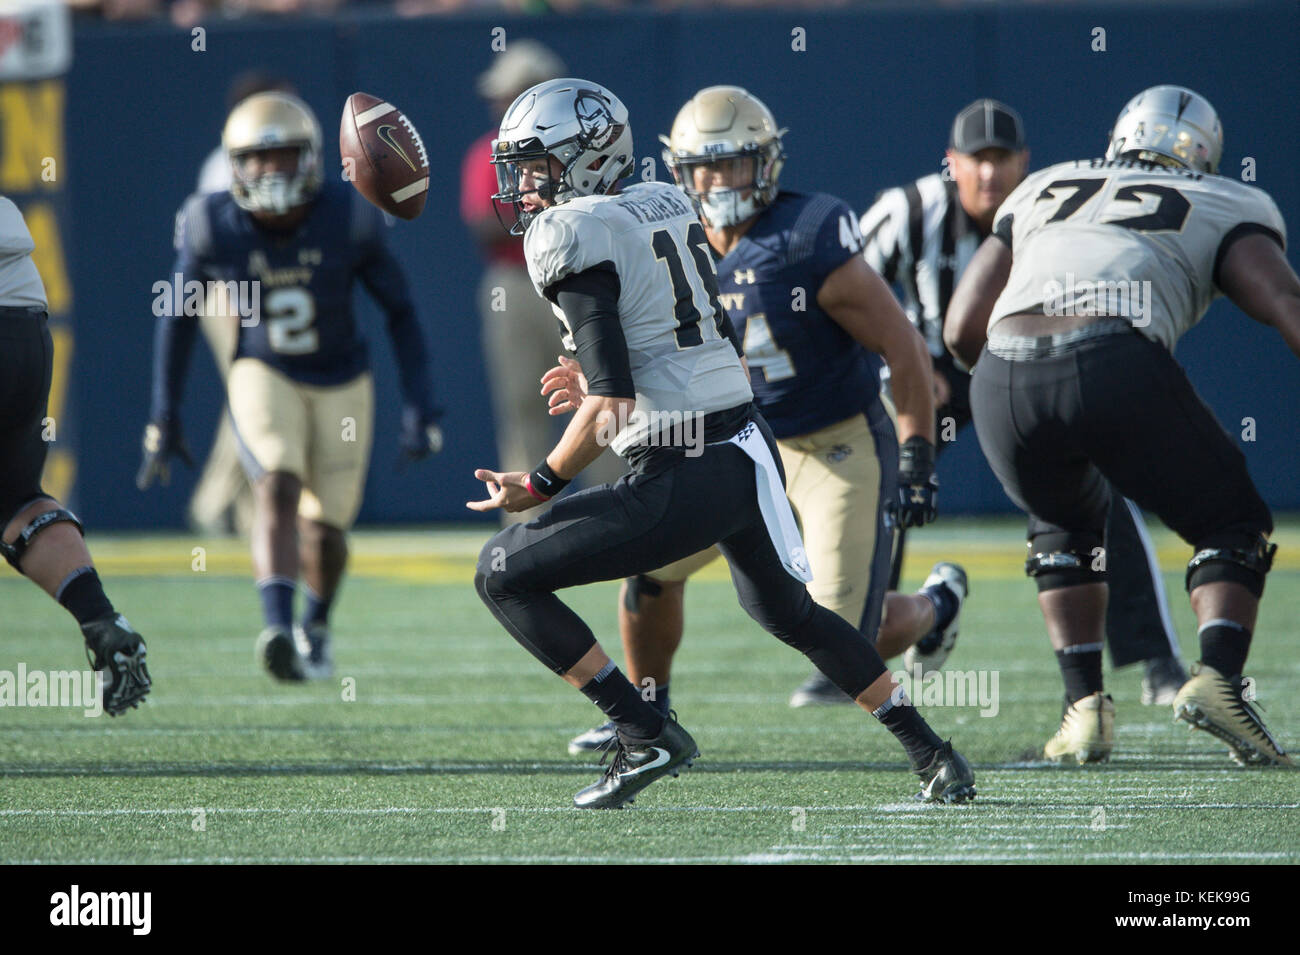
545,264,636,398
717,308,744,357
992,213,1014,249
1212,222,1285,291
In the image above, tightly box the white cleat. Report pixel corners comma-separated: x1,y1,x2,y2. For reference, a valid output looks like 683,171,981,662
293,622,334,679
903,562,969,677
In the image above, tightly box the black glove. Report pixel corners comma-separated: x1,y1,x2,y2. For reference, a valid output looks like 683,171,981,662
397,405,444,470
136,418,194,491
895,435,939,527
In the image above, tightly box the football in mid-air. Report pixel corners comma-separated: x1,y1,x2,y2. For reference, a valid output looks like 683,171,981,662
340,92,429,220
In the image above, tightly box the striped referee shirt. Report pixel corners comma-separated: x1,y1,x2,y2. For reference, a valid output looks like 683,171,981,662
859,173,987,362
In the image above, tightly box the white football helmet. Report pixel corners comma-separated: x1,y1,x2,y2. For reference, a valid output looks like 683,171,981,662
660,86,786,228
491,78,634,234
1105,85,1222,175
223,92,323,215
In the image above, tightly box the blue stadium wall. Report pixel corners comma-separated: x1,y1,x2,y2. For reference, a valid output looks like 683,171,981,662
64,0,1300,528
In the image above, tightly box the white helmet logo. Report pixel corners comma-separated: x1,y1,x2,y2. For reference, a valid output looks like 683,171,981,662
575,90,617,149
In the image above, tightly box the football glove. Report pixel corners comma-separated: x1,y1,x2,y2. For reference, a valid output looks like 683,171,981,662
136,419,195,491
894,435,939,528
397,405,444,470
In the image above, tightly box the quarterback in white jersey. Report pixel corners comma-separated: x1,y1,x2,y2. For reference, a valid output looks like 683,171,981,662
946,85,1300,767
523,180,753,456
469,78,975,809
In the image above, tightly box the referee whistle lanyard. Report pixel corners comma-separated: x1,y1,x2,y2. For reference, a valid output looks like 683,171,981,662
725,422,813,583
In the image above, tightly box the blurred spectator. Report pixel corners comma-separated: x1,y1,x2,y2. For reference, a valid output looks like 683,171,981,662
170,0,344,29
68,0,162,19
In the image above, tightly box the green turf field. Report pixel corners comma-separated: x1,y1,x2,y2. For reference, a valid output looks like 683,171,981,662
2,517,1298,864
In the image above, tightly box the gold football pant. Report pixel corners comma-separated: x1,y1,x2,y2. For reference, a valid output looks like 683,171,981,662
226,359,374,529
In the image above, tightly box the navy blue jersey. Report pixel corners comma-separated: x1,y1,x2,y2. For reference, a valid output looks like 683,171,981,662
717,191,883,439
152,180,437,422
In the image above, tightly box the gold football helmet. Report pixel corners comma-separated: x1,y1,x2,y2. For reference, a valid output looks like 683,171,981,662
660,86,786,228
223,92,323,214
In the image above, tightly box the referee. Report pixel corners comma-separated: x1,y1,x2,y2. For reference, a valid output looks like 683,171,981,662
859,98,1187,704
0,197,151,715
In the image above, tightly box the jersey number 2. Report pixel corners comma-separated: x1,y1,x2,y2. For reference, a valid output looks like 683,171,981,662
652,223,725,349
264,287,319,355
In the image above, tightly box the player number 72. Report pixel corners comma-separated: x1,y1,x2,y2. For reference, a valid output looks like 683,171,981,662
1036,178,1191,232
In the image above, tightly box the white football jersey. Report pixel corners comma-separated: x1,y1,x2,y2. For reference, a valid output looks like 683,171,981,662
989,158,1286,350
524,180,753,456
0,198,47,309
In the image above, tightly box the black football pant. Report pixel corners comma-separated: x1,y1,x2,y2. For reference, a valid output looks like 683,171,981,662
890,349,1182,665
0,308,54,521
970,330,1271,615
475,412,890,698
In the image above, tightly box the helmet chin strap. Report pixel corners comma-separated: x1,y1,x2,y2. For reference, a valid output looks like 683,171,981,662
1131,150,1187,170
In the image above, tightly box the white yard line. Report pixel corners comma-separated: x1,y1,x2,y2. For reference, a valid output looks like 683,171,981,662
8,850,1294,865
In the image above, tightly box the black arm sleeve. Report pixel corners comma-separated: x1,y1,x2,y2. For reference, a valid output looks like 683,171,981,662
718,308,744,357
546,264,636,398
992,213,1014,249
1213,222,1285,290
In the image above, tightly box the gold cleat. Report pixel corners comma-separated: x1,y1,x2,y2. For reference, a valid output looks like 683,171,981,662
1173,664,1293,767
1044,691,1114,764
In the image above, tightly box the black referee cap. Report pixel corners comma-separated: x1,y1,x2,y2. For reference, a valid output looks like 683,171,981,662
950,99,1026,153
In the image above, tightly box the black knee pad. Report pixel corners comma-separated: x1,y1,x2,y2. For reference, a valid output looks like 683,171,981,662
1186,531,1275,598
0,498,83,573
1025,530,1106,593
622,574,663,613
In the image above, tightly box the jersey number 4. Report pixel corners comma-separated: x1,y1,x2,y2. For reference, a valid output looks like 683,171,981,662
652,223,726,349
1037,179,1191,232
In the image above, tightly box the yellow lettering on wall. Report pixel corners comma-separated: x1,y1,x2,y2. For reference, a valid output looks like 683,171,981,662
0,82,64,192
47,325,72,421
21,202,70,313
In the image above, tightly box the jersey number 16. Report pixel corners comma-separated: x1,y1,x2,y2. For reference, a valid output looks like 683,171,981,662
652,222,727,349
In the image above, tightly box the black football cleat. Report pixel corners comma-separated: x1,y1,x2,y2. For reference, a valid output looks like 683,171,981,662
256,626,306,682
573,714,699,809
914,740,977,804
81,613,152,716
